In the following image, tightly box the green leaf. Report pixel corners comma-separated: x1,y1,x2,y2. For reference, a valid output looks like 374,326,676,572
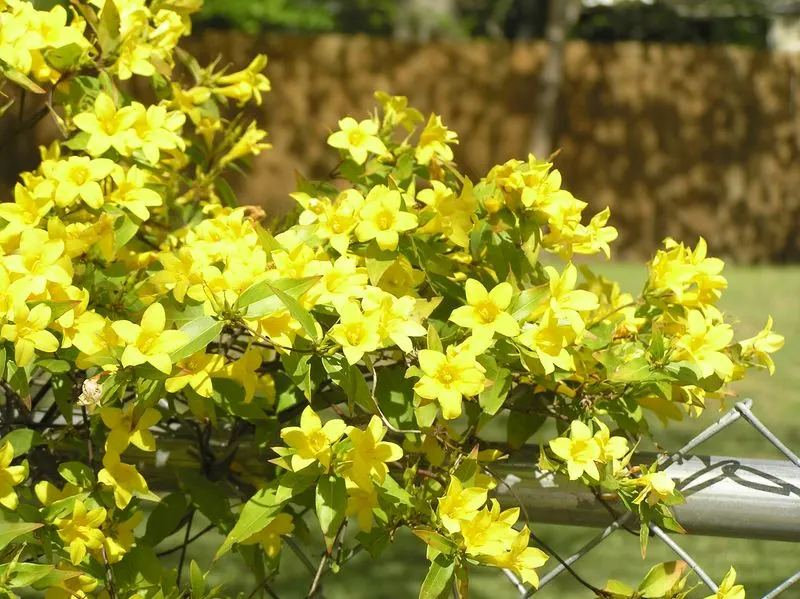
0,428,45,457
143,493,189,546
238,277,320,319
639,521,649,559
5,362,30,409
419,553,456,599
171,316,224,362
265,281,319,342
610,357,656,383
215,178,237,208
637,561,688,598
36,358,71,374
427,323,443,353
44,43,84,71
58,462,95,488
507,412,545,449
178,471,233,529
190,560,205,598
365,247,397,285
478,358,511,416
509,285,548,322
0,522,42,553
0,563,56,588
255,225,282,254
412,527,457,556
374,366,415,430
454,563,469,599
1,66,45,94
112,211,139,251
215,488,281,559
315,475,347,552
43,492,89,521
414,401,439,429
97,0,121,54
324,357,372,412
273,469,318,504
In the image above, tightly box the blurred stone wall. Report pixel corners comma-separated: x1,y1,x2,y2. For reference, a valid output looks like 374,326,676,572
4,33,800,262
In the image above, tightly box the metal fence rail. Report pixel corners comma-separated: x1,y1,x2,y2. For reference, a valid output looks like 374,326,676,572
492,399,800,598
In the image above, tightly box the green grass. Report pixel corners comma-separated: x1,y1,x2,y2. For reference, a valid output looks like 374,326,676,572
165,264,800,598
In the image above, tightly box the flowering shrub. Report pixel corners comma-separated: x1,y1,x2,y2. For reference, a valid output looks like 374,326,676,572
0,0,783,597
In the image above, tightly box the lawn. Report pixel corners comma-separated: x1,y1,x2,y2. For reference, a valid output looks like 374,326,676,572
161,263,800,598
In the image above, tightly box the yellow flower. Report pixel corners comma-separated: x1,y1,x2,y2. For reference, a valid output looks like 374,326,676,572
1,302,59,366
703,567,745,599
133,103,186,164
673,310,733,379
593,421,629,463
55,500,107,565
97,450,149,509
355,185,418,251
0,440,28,510
450,279,519,343
415,114,458,165
220,348,272,404
280,406,346,472
633,470,676,507
374,91,423,131
108,165,163,221
362,290,426,353
437,476,488,534
166,351,225,398
309,256,368,307
486,526,549,588
739,316,784,375
417,179,475,248
4,228,73,298
241,513,294,559
413,345,486,420
541,263,599,332
35,480,80,507
548,421,601,480
72,93,140,157
111,302,187,374
44,562,97,599
516,310,576,375
459,499,519,557
99,402,161,453
344,415,403,490
219,122,270,166
327,117,387,165
376,255,425,297
314,193,362,255
102,511,143,564
44,156,115,209
329,301,382,365
346,483,379,532
0,183,52,229
214,54,271,106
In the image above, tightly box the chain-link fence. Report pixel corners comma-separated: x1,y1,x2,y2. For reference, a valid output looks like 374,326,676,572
491,399,800,598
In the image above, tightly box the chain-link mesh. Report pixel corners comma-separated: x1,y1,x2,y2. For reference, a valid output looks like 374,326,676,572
495,399,800,598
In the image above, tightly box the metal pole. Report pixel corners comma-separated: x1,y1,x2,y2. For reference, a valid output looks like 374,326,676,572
494,452,800,542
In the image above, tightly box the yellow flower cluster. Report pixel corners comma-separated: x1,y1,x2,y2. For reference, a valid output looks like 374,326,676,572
275,407,402,534
437,476,549,587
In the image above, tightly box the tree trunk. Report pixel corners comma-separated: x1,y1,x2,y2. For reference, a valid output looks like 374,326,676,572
530,0,583,159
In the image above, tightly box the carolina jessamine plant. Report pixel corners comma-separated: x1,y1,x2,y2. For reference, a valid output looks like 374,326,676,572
0,0,783,597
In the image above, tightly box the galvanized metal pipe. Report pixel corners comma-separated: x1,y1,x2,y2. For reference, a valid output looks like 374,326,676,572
494,451,800,542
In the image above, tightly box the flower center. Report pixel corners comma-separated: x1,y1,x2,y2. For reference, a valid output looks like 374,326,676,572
348,130,365,146
308,430,328,454
376,210,394,231
476,300,499,323
435,363,459,387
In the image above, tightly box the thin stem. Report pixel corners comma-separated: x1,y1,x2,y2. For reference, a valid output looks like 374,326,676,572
156,523,215,557
247,574,280,599
527,529,610,597
176,509,195,587
100,546,118,599
306,520,347,598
